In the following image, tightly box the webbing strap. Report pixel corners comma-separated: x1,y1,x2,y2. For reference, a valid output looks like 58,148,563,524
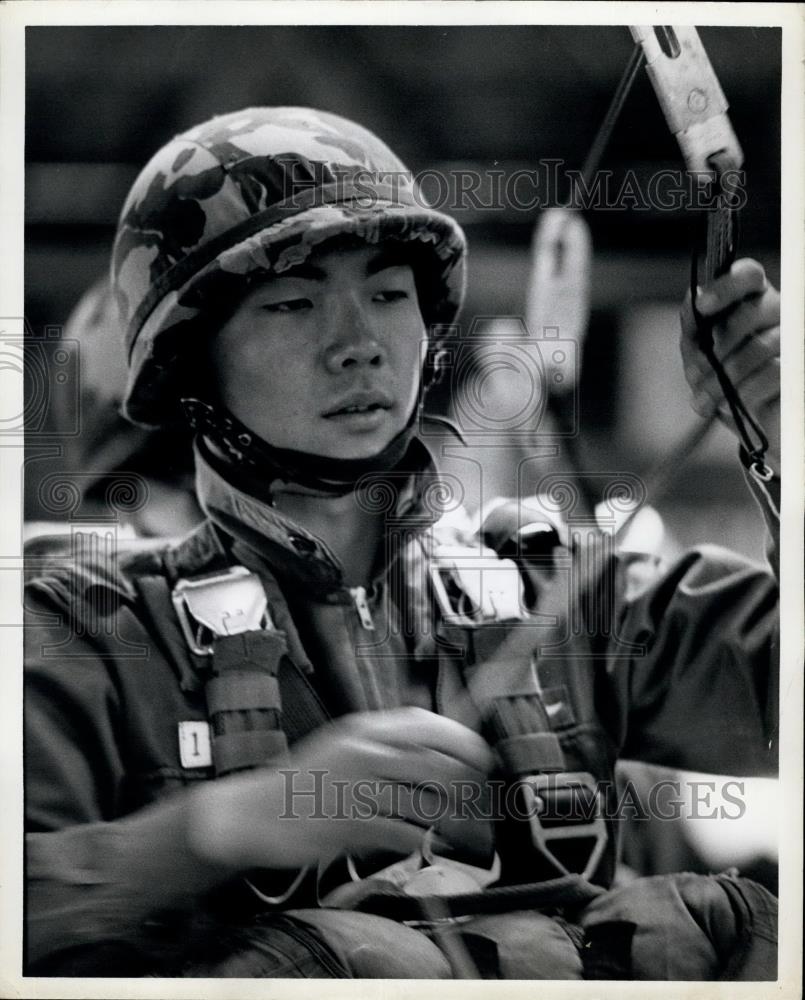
212,629,288,671
206,671,281,715
347,872,604,922
153,528,326,774
440,622,567,775
210,728,289,777
206,629,289,776
488,694,566,776
136,562,330,745
496,733,565,774
434,601,607,882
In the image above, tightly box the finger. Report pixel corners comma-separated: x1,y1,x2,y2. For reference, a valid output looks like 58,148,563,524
681,300,775,364
681,304,778,374
334,770,447,829
331,733,489,804
686,330,780,397
386,784,448,829
691,357,780,420
695,258,768,316
686,327,780,396
348,708,495,774
370,741,491,792
689,357,780,414
680,289,697,342
346,815,429,859
717,328,780,386
680,335,719,401
709,304,780,362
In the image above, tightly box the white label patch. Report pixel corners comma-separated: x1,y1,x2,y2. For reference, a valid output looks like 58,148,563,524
178,721,212,768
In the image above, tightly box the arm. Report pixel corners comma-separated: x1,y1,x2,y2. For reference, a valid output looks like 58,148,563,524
680,258,781,568
603,262,780,775
608,544,778,777
26,584,492,973
25,589,234,974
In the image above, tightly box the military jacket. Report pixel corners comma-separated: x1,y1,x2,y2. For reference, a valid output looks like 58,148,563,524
24,445,779,973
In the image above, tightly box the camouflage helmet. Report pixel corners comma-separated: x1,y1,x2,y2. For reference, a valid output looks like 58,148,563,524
111,107,467,428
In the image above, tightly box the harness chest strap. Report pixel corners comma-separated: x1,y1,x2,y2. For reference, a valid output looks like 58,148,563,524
147,548,604,914
169,555,606,879
436,628,606,883
432,545,609,884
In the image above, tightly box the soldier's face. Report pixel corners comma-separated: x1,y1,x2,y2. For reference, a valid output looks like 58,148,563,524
209,243,426,459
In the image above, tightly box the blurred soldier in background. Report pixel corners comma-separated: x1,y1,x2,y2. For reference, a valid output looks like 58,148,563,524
25,278,202,540
25,107,780,979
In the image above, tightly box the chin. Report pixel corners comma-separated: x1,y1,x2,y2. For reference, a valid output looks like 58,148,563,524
329,438,395,461
316,415,403,461
325,428,402,461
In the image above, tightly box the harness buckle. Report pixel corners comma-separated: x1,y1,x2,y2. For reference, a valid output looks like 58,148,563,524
429,553,526,626
521,771,608,881
171,566,272,656
344,828,501,899
411,828,501,896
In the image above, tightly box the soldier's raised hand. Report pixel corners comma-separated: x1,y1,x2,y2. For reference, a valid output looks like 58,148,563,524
680,258,780,474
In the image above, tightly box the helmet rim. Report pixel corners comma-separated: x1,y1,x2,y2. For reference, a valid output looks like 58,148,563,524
122,198,466,428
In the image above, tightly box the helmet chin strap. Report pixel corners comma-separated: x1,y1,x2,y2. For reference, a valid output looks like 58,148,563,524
180,397,426,497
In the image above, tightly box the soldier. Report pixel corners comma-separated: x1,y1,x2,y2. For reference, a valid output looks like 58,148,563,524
30,278,202,538
25,108,780,979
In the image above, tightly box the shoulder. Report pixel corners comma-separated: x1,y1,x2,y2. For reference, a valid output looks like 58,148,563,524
25,532,170,609
647,543,774,597
23,520,223,613
619,542,777,648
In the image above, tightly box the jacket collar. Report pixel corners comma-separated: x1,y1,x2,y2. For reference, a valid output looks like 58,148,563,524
193,436,444,594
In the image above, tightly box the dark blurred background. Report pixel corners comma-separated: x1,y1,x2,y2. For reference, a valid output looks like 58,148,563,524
24,25,781,557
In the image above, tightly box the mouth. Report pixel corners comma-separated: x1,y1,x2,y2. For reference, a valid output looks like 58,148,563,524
322,392,394,421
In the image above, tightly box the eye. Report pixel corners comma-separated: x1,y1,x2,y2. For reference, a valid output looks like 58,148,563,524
260,298,313,313
373,289,410,304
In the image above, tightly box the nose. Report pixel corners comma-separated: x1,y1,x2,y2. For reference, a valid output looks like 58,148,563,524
323,295,387,373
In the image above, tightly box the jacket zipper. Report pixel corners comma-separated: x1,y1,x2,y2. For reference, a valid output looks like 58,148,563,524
349,586,375,630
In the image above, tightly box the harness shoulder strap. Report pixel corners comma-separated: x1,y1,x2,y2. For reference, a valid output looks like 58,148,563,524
133,532,329,776
426,534,608,884
128,528,332,909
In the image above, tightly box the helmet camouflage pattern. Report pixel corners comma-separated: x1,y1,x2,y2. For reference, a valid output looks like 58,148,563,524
111,107,467,427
